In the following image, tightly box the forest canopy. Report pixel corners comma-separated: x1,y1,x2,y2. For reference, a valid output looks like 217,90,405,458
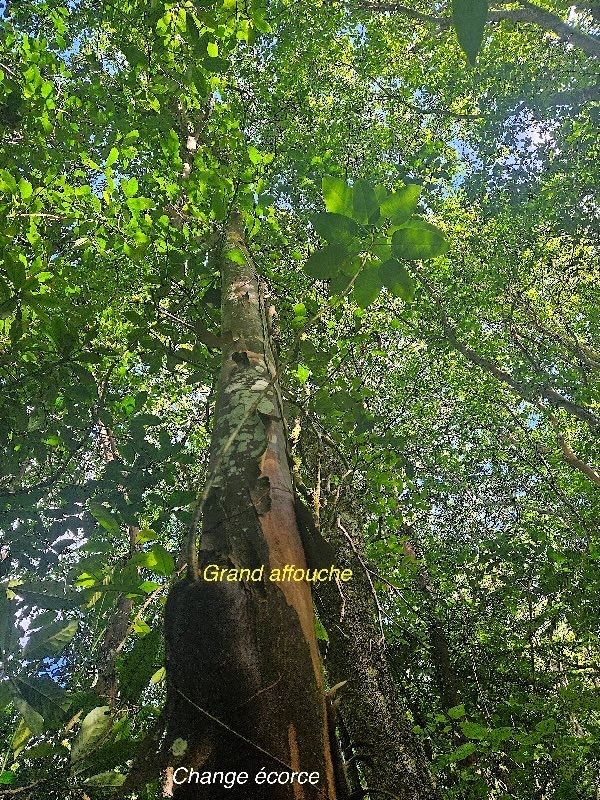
0,1,599,799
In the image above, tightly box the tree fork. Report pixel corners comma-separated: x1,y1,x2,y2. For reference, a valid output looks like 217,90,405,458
160,212,338,799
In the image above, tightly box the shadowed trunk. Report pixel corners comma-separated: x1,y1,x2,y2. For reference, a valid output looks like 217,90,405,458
314,516,441,800
161,212,338,799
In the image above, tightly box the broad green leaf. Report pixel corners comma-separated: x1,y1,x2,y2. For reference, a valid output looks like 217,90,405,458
449,741,477,762
296,365,311,384
460,720,489,740
310,213,362,248
14,676,68,727
329,271,352,296
24,620,78,660
14,582,80,610
151,667,166,684
379,185,421,224
88,502,120,534
392,221,449,260
0,169,17,194
84,772,126,787
304,244,348,280
204,56,229,73
352,179,379,225
452,0,489,64
126,197,153,212
447,704,465,720
0,771,16,785
379,259,415,302
322,176,353,217
13,719,32,757
248,145,261,164
71,707,112,769
353,264,383,308
121,177,138,197
132,544,174,576
225,247,247,264
314,617,329,642
18,178,33,199
13,697,45,736
371,240,392,261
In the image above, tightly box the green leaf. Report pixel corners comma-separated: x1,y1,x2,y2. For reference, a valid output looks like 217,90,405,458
71,707,112,769
121,177,138,197
329,271,352,296
18,178,33,199
106,147,119,167
14,676,68,728
0,169,17,194
296,365,310,384
322,176,353,217
13,697,45,736
460,720,489,740
452,0,489,65
379,259,415,302
314,617,329,642
391,221,449,260
447,703,465,720
304,244,349,280
151,666,166,684
14,582,80,610
352,179,379,225
88,502,121,534
248,145,262,164
84,772,126,787
203,56,229,73
126,197,153,212
310,213,362,248
24,620,78,660
0,771,16,785
379,185,421,224
449,741,477,762
12,719,32,757
353,264,383,308
225,247,247,264
132,544,174,576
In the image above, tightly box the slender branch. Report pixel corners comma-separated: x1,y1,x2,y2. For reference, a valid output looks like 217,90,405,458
156,305,222,350
369,76,483,120
430,302,600,429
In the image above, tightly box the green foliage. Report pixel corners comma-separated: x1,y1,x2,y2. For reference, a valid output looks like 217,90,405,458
1,0,598,797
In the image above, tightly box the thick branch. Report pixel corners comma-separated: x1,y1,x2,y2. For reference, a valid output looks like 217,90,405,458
489,2,600,58
362,1,600,57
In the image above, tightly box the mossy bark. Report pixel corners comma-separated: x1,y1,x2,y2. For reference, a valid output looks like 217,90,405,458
162,213,337,799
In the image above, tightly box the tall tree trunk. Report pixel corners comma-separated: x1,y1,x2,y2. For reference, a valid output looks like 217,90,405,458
162,212,338,799
314,516,441,800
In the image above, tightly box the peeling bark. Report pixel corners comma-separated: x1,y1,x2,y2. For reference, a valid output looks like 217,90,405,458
161,212,337,799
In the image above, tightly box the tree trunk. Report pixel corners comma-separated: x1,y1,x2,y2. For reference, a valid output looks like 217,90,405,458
162,212,338,799
315,516,441,800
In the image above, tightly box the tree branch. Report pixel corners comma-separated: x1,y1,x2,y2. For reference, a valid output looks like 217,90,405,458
436,311,599,429
362,0,600,57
